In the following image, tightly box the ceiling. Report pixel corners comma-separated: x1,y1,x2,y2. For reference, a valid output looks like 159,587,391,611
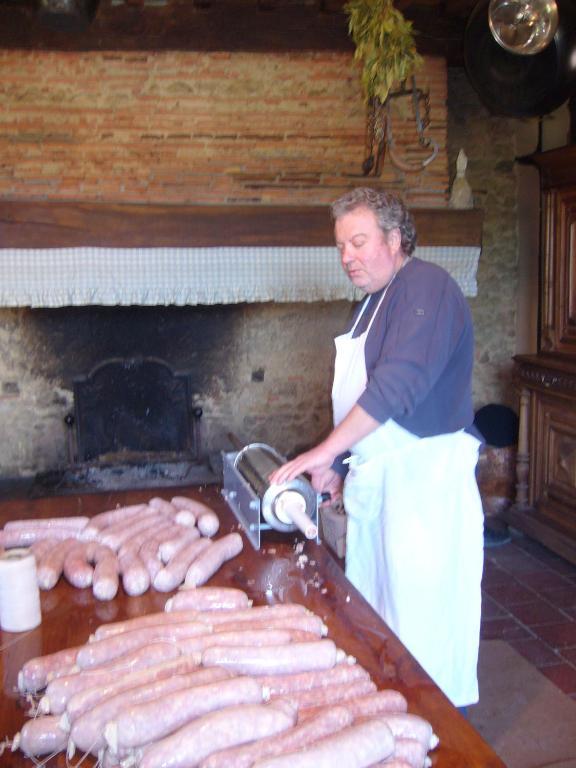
0,0,480,65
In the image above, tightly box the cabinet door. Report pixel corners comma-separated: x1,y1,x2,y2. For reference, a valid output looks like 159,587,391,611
541,185,576,355
530,389,576,538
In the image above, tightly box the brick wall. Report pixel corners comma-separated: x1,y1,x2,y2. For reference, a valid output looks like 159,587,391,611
0,50,448,206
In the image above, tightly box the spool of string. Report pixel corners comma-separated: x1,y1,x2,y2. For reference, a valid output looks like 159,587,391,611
0,548,42,632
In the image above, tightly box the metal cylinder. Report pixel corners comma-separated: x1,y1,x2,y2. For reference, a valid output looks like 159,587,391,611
234,443,318,536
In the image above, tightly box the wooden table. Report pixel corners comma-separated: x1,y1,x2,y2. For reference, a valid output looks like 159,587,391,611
0,484,506,768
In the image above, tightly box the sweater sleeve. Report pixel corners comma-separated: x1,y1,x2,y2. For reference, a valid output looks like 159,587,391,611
357,269,468,424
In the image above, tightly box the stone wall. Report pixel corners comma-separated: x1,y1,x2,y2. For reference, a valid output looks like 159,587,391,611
447,68,520,414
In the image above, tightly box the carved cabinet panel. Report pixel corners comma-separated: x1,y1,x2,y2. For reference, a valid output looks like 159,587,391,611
508,146,576,564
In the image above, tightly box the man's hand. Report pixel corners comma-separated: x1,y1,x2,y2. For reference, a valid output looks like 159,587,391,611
269,442,337,491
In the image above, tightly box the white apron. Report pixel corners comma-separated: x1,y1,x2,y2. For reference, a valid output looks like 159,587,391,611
332,290,484,707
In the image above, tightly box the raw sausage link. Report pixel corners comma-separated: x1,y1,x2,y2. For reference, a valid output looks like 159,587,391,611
184,533,243,587
30,538,57,560
215,614,326,637
64,653,204,724
76,621,210,668
5,516,89,531
260,662,370,696
99,511,167,552
171,497,219,536
63,542,94,589
93,609,202,640
164,586,251,613
159,526,201,563
93,552,120,601
200,705,354,768
252,716,395,768
201,639,342,676
106,675,266,752
0,527,82,548
69,667,218,754
177,629,294,655
374,713,437,751
36,538,80,589
154,537,213,592
275,677,376,710
85,503,148,532
138,702,297,768
190,604,309,626
118,547,150,596
390,737,430,768
18,645,83,693
341,689,409,719
12,715,68,758
148,497,180,518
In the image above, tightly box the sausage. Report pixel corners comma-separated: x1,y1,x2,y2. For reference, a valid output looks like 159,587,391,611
93,551,120,601
189,603,309,626
64,652,204,724
159,526,201,563
0,526,81,549
11,715,68,758
137,702,297,768
215,613,326,637
165,586,252,613
76,621,210,668
389,737,430,768
99,511,167,552
18,645,83,693
63,542,95,589
201,639,343,676
184,533,243,587
118,547,150,596
373,713,438,751
177,629,294,655
260,662,370,696
106,675,266,753
36,537,80,589
68,666,232,755
251,716,396,767
154,537,213,592
138,525,179,582
93,609,202,640
275,677,377,710
170,497,219,536
5,516,89,531
83,503,148,537
200,705,353,768
342,689,409,719
30,538,57,560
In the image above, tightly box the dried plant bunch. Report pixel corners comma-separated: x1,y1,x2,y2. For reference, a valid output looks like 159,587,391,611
346,0,423,104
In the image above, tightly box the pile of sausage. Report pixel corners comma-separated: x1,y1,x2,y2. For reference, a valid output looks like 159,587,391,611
0,496,244,599
9,586,439,768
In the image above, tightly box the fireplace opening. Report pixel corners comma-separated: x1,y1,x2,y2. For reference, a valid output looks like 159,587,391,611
32,355,218,496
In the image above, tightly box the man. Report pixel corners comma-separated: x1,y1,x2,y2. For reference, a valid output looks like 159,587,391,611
271,188,484,708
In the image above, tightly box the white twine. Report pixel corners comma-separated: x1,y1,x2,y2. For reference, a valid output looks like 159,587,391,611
0,548,42,632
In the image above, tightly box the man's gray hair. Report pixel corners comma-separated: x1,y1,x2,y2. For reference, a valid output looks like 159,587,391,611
330,188,417,256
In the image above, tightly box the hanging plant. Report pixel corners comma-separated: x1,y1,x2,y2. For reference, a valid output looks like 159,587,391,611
345,0,423,105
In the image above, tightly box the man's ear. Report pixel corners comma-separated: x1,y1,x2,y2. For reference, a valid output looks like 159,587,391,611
387,227,402,253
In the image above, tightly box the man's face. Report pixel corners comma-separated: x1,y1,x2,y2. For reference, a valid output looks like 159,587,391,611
334,206,402,294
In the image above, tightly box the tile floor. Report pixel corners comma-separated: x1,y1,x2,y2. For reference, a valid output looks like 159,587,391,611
481,529,576,700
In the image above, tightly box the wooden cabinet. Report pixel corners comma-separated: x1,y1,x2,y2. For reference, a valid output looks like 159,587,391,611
506,146,576,564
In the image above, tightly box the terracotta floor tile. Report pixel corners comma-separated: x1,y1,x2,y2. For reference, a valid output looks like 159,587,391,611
481,594,509,620
480,617,533,642
517,569,574,591
508,598,567,626
539,663,576,695
509,637,561,667
481,562,510,588
532,621,576,649
486,548,543,575
541,586,576,610
482,580,537,607
559,646,576,665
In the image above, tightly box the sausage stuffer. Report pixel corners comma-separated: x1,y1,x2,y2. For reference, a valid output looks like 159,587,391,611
221,442,321,550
